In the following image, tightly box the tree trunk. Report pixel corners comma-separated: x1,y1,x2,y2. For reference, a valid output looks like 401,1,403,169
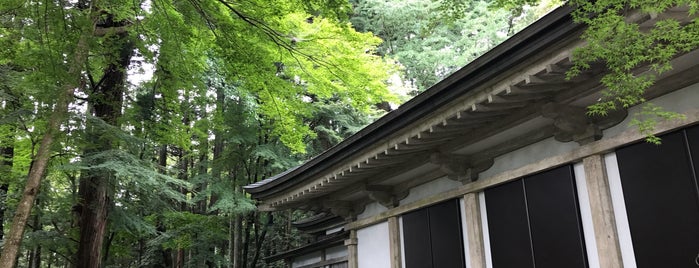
0,20,92,268
228,217,234,268
210,87,225,212
76,173,109,268
0,132,14,242
232,214,242,268
29,241,41,268
175,249,185,268
173,97,191,268
241,214,252,268
250,213,271,268
75,20,133,268
152,145,173,268
28,202,42,268
102,232,115,265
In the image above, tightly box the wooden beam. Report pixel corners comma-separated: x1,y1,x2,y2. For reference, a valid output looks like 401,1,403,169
472,125,556,161
369,153,415,165
583,155,623,268
388,217,401,268
346,231,358,268
463,194,486,268
494,90,551,102
385,145,424,155
416,129,458,141
471,102,526,112
515,83,570,93
401,137,448,148
329,155,432,200
296,256,348,268
438,104,543,153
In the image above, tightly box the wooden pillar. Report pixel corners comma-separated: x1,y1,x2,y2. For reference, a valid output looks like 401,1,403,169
346,230,358,268
583,155,623,268
463,193,486,268
388,217,402,268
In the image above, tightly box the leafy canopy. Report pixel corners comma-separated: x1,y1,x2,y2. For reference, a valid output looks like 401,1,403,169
475,0,699,143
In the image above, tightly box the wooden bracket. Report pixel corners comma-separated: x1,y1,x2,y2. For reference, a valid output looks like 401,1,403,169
363,185,398,209
430,153,493,184
541,103,627,145
300,202,324,213
323,200,355,220
368,191,397,209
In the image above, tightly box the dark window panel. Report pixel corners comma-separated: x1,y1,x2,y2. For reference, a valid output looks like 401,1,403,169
616,130,699,267
402,208,434,268
485,180,535,268
686,124,699,201
402,199,466,268
524,166,588,268
429,199,466,268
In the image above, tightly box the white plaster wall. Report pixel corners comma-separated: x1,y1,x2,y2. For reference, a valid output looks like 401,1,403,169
399,217,406,268
291,251,322,268
604,82,699,137
604,153,638,268
479,192,493,268
325,245,348,259
357,201,388,219
480,137,579,178
357,221,391,268
573,162,601,268
399,176,462,205
459,198,472,267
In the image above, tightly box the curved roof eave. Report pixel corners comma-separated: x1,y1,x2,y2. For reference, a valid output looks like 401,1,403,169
244,4,580,200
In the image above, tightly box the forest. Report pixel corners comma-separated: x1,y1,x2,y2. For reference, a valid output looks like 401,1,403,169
0,0,697,267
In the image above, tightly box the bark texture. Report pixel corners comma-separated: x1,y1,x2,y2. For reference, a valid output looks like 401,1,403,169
0,23,91,268
75,20,132,267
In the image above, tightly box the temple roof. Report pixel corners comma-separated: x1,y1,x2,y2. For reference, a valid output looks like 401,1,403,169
244,4,699,214
244,5,578,199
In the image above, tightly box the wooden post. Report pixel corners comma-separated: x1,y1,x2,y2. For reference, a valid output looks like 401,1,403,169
346,230,358,268
463,193,486,268
583,155,623,268
388,217,402,268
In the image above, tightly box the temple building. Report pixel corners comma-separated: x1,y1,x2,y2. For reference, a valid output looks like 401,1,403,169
245,5,699,268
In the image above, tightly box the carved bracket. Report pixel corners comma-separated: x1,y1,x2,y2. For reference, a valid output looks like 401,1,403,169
430,153,493,184
323,200,355,220
541,103,627,145
368,191,397,209
300,203,324,213
364,185,398,209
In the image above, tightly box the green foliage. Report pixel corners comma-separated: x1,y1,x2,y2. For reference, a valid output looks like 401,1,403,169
62,148,190,203
0,0,399,265
207,189,256,215
351,0,556,93
158,211,228,250
568,0,699,141
628,103,687,144
437,0,698,141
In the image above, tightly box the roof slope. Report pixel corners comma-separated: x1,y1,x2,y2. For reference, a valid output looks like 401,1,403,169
244,4,579,199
